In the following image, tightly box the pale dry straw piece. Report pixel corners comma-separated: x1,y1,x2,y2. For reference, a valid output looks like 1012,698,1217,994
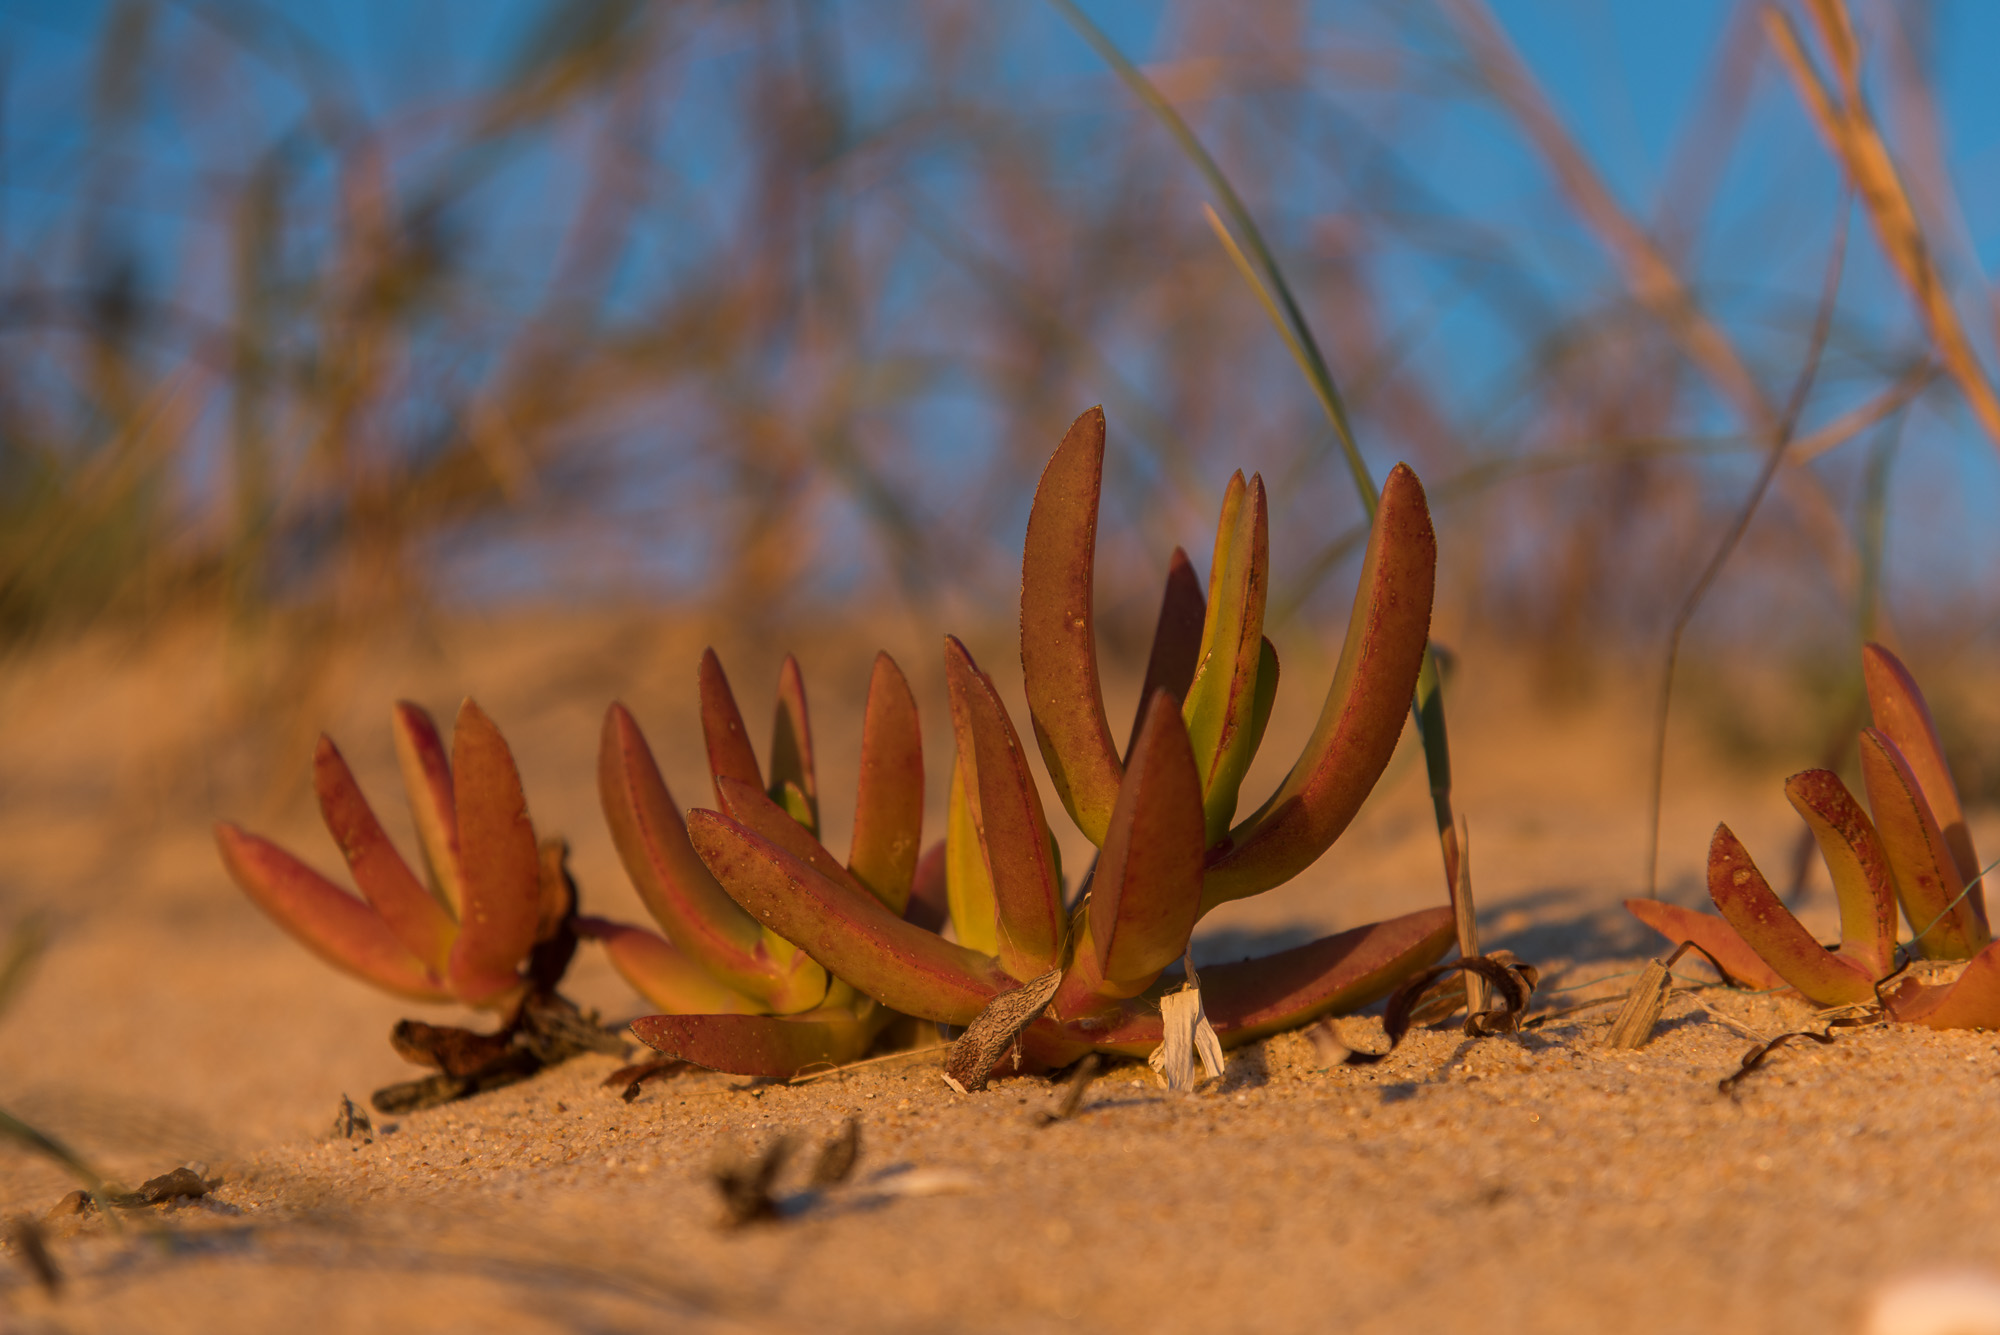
1150,959,1224,1091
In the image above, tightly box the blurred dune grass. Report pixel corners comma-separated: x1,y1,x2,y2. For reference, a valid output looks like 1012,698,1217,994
1,0,1999,797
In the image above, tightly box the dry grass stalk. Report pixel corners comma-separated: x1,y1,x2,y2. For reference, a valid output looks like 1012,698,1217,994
1607,961,1673,1051
1762,1,2000,449
1452,816,1487,1016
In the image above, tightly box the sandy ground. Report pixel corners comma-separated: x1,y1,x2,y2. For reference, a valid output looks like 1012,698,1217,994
0,611,1994,1333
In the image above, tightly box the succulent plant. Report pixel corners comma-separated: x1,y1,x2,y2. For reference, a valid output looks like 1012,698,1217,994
584,649,943,1078
217,699,570,1011
643,407,1455,1087
1626,642,2000,1025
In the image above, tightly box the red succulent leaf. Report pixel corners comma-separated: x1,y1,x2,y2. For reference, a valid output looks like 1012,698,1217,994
905,839,950,934
1859,727,1991,959
847,651,924,912
216,822,450,1002
1125,546,1207,759
445,700,542,1006
1019,404,1125,846
1623,898,1787,990
1864,642,1984,911
630,1008,882,1079
1884,940,2000,1028
687,809,1011,1025
1783,768,1899,978
698,648,764,805
1707,823,1875,1006
391,701,464,916
1090,690,1205,996
313,735,456,975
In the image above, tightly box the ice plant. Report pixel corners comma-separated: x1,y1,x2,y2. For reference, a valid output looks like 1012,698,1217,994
586,648,943,1078
660,407,1455,1087
1626,642,2000,1023
217,700,567,1013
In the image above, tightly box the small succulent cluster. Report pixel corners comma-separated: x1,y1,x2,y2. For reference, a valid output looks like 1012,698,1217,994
217,406,1454,1094
1626,642,2000,1026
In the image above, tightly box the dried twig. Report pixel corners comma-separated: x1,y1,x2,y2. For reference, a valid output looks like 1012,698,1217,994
1034,1054,1103,1127
1345,954,1540,1065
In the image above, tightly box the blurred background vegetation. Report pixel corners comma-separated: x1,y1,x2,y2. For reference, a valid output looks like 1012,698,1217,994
4,0,2000,728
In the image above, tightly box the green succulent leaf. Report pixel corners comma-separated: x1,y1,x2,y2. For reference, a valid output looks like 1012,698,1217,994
944,636,1066,979
215,822,451,1003
1783,768,1899,978
445,700,542,1006
313,734,456,975
944,761,999,956
847,652,924,913
1706,823,1876,1006
1020,405,1126,847
1200,463,1436,910
688,809,1012,1025
1181,471,1271,845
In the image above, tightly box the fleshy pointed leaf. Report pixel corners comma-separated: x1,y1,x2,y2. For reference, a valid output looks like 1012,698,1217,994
699,648,764,806
1884,940,2000,1029
1090,691,1205,996
630,1008,880,1080
688,810,1011,1024
1245,636,1279,765
1859,728,1990,959
769,654,819,835
715,775,877,904
1864,642,1983,911
944,636,1064,979
391,701,463,917
906,839,950,933
445,700,542,1005
1126,547,1207,758
1200,907,1456,1043
1181,472,1270,844
848,652,924,912
943,762,998,955
216,822,450,1002
1020,405,1125,846
1783,769,1898,978
1707,823,1875,1006
574,916,766,1016
313,735,456,974
1623,898,1787,989
1201,463,1436,908
599,703,826,1012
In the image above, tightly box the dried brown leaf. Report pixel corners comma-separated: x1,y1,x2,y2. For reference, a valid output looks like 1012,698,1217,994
329,1094,373,1143
943,967,1063,1093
